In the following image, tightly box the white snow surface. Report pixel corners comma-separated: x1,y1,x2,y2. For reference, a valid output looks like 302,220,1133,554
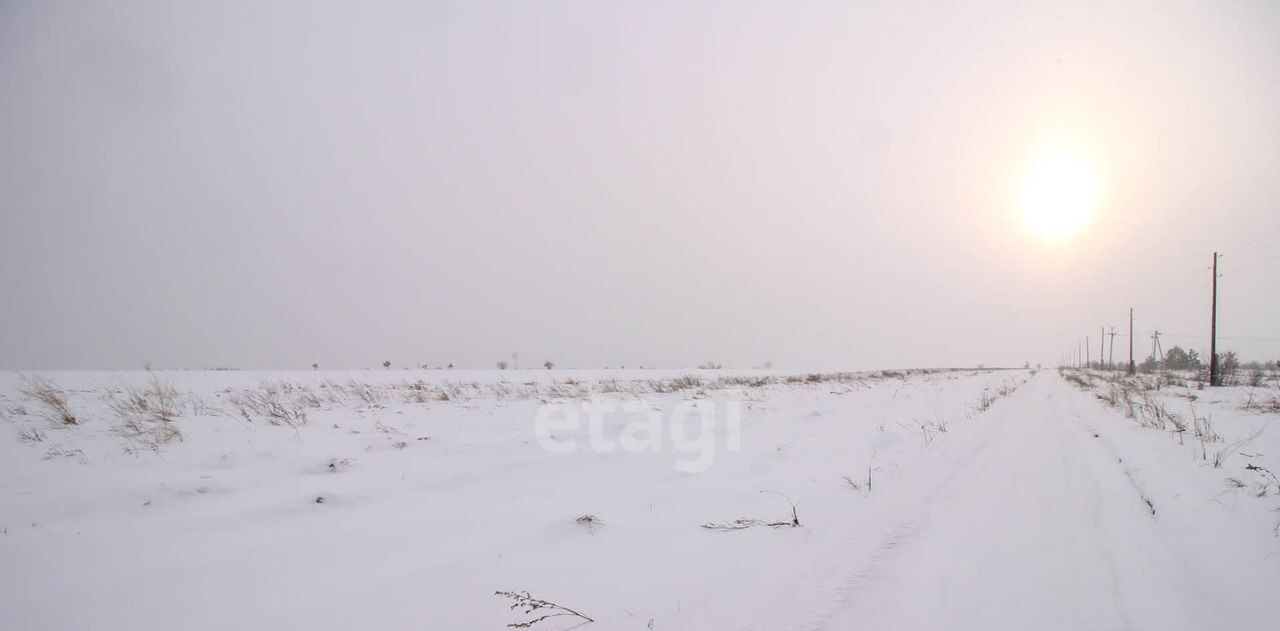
1,368,1278,630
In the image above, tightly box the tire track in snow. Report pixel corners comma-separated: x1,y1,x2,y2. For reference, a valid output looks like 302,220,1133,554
1033,372,1233,630
1047,394,1135,629
1071,416,1159,517
773,380,1018,631
798,373,1152,631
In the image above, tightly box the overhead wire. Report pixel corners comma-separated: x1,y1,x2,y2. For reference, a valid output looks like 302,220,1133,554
1221,252,1280,276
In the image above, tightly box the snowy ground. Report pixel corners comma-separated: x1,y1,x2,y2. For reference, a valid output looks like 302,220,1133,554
1,368,1278,630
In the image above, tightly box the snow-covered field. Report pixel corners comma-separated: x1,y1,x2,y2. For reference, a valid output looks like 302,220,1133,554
1,368,1278,630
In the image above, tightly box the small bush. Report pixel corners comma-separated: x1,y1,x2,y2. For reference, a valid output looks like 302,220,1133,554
1248,370,1265,388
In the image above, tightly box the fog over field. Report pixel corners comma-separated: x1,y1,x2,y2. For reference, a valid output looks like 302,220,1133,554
2,0,1278,370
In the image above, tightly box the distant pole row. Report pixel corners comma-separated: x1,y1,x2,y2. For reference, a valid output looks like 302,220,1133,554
1065,252,1219,386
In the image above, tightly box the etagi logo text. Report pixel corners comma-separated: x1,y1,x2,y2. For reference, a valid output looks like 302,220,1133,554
534,400,742,473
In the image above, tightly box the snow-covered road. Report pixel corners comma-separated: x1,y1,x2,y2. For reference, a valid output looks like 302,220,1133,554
814,372,1280,631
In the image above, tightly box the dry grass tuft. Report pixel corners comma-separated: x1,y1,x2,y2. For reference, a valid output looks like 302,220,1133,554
106,377,185,448
17,425,46,442
575,514,604,534
494,590,593,628
702,490,801,531
226,382,309,426
20,375,77,426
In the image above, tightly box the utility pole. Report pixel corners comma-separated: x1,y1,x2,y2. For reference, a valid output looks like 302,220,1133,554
1108,327,1116,370
1086,336,1090,370
1209,252,1220,387
1151,330,1163,370
1099,329,1105,371
1077,342,1082,368
1128,308,1135,375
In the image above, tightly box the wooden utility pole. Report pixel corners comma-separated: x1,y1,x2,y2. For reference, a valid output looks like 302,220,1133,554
1128,308,1135,375
1099,329,1105,371
1209,252,1220,386
1108,327,1116,370
1086,336,1090,370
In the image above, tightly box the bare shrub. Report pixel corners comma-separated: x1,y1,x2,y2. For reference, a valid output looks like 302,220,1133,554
20,376,77,425
1248,369,1266,388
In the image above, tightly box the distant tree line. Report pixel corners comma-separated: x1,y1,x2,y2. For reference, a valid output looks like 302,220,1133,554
1130,345,1280,386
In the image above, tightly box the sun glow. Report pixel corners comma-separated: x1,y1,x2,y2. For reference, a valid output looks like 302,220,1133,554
1019,148,1099,241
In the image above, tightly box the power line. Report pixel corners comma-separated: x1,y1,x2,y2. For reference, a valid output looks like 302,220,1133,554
1149,332,1280,343
1221,252,1280,276
1228,238,1280,261
1222,226,1280,254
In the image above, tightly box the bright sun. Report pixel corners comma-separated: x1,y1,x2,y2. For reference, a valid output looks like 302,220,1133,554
1019,149,1099,241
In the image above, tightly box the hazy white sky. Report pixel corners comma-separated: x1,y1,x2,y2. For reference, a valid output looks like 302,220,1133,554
2,0,1278,370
